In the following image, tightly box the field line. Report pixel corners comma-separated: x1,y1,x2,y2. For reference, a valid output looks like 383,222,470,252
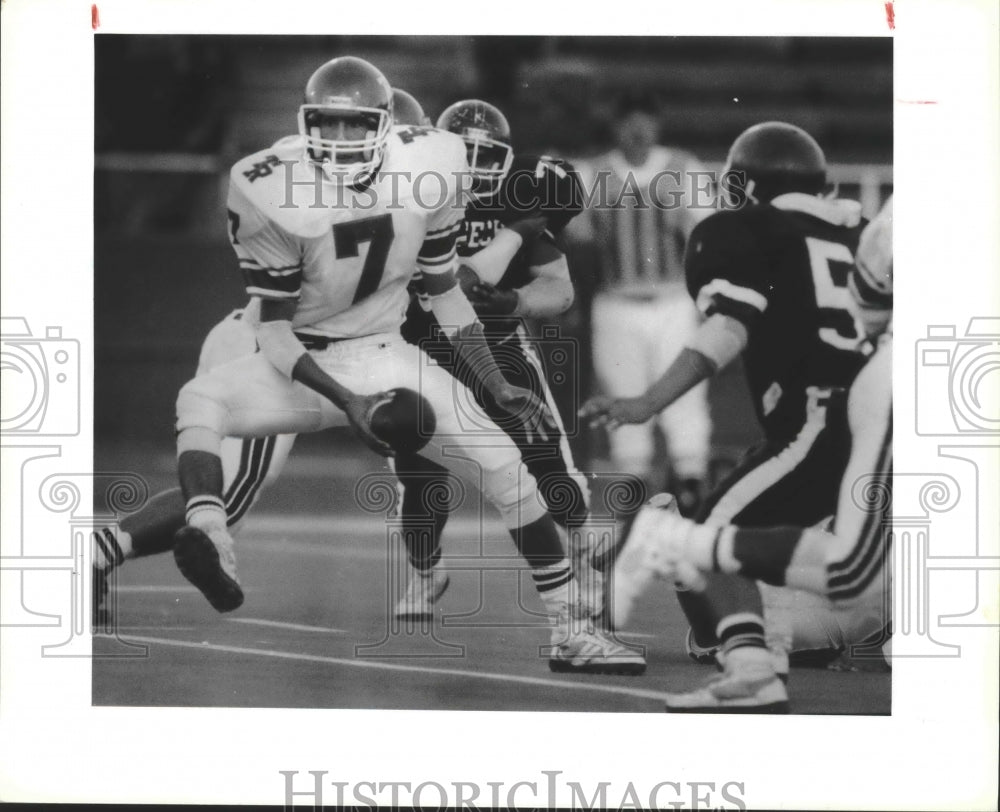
124,634,669,704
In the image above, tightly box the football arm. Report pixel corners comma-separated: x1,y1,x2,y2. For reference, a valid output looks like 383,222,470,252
644,313,747,411
581,313,747,428
511,239,574,317
422,238,550,442
461,217,548,285
462,235,574,317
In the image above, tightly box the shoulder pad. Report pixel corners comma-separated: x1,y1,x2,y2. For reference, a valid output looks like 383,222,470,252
228,141,330,239
383,126,467,176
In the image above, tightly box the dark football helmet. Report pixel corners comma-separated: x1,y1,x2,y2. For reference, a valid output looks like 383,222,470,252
721,121,827,206
391,88,430,127
436,99,514,199
297,56,393,183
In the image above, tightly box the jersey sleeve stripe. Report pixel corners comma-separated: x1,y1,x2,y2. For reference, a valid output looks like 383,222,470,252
426,221,463,238
246,287,300,300
238,259,300,274
700,295,764,327
242,267,302,294
695,279,769,315
420,233,460,259
417,250,457,268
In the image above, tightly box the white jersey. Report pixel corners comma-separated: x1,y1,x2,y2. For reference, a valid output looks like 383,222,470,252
227,125,468,338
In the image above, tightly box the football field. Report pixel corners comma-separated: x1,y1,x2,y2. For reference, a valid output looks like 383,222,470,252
92,459,890,715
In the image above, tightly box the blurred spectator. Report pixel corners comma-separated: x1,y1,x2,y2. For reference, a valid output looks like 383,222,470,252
571,93,713,505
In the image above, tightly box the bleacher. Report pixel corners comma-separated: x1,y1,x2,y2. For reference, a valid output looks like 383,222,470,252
227,36,891,162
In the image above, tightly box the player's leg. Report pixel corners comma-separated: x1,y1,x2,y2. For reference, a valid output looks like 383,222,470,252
674,346,892,606
391,450,453,619
507,335,612,618
664,399,852,711
397,340,644,673
93,311,294,623
174,352,330,611
92,434,296,626
590,294,655,480
652,295,712,517
393,330,597,619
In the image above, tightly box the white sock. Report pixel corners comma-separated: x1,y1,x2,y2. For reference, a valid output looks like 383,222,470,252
92,527,132,572
531,559,574,614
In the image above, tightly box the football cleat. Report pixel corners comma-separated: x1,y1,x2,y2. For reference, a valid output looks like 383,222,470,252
173,526,244,613
684,626,720,665
685,628,791,684
393,567,450,620
664,648,789,714
548,614,646,676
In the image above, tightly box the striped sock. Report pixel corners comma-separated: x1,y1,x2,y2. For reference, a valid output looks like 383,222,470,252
531,559,575,612
185,495,227,531
717,611,767,654
92,527,129,573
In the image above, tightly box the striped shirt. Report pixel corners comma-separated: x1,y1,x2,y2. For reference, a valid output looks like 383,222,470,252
575,146,709,297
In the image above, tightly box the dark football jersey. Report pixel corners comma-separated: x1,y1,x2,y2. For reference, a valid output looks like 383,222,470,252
685,193,870,442
402,153,584,344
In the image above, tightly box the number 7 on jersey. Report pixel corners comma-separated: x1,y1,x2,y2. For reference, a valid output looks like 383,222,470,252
333,213,396,304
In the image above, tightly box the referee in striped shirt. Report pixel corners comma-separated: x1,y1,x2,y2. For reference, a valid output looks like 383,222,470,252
574,94,713,513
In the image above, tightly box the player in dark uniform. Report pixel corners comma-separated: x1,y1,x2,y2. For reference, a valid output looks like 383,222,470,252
582,121,871,710
393,99,598,620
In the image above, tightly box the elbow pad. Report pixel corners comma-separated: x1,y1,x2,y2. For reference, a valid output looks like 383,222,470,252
687,314,748,369
428,285,478,336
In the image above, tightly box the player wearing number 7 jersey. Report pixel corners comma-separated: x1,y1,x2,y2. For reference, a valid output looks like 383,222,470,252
172,56,644,673
582,122,870,708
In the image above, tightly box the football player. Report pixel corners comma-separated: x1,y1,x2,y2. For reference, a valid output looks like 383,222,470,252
92,87,432,625
170,58,643,673
581,122,873,710
392,100,609,634
624,195,894,710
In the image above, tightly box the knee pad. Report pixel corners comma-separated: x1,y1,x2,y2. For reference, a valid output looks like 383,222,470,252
483,459,547,529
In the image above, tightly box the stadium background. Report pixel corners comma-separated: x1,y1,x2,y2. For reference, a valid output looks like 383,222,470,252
95,34,892,470
93,35,892,712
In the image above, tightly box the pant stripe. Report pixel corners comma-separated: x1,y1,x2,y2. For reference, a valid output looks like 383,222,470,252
827,417,893,601
706,411,827,525
225,436,275,527
223,438,255,510
517,328,589,511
